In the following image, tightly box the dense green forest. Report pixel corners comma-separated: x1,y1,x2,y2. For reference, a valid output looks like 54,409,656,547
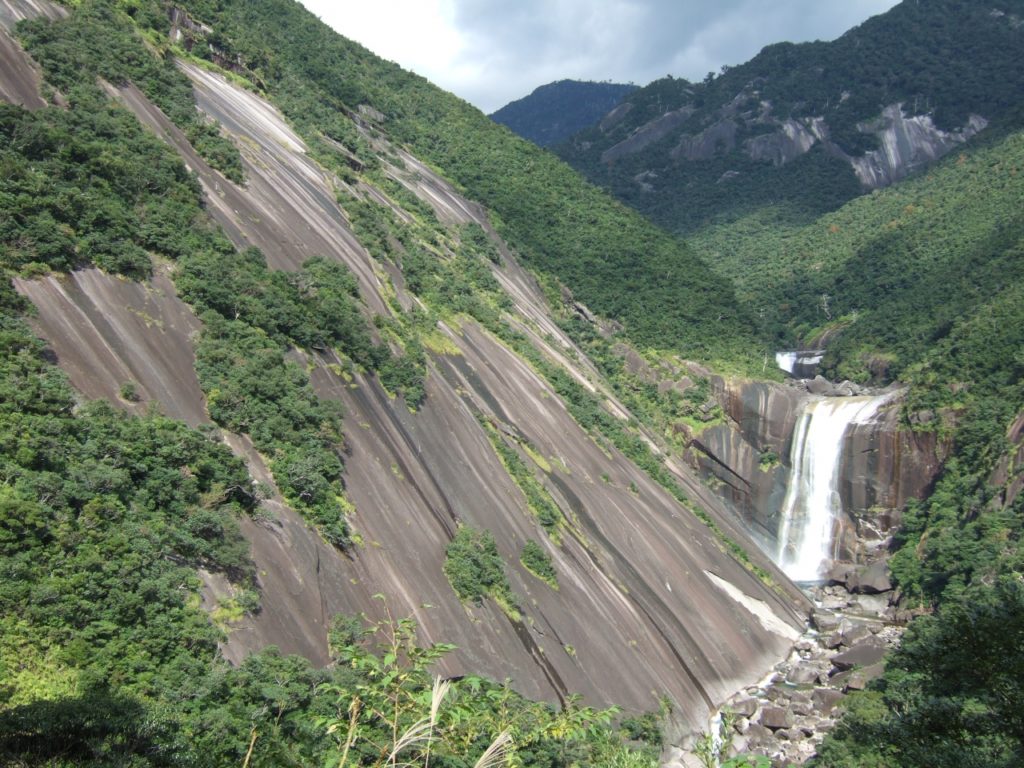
160,0,762,369
805,183,1024,764
1,0,1023,765
557,0,1024,235
687,102,1024,768
0,1,672,764
693,129,1024,386
490,80,638,147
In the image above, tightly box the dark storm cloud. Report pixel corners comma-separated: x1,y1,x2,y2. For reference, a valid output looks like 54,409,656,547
449,0,899,112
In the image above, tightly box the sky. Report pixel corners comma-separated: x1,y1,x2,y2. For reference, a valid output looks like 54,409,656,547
299,1,900,114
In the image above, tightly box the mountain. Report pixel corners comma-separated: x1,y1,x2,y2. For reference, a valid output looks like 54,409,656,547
0,0,809,764
556,0,1024,236
787,129,1024,767
2,0,1024,765
490,79,637,147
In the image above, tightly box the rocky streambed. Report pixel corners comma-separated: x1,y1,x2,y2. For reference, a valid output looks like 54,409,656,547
665,575,907,768
663,573,913,765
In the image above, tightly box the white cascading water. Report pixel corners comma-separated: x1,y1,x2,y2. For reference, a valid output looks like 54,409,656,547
775,350,825,377
775,394,893,581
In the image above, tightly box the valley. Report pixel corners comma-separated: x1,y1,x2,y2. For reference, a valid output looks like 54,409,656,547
0,1,1022,767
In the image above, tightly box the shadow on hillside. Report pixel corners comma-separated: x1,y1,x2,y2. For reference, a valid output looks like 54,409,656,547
0,686,174,766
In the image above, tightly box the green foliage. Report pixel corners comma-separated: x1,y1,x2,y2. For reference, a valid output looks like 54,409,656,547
0,296,655,768
19,0,243,182
157,0,764,368
178,246,385,370
619,712,662,747
5,0,387,545
815,577,1024,768
520,540,557,587
194,311,351,546
558,0,1024,236
694,131,1024,386
491,79,638,147
320,609,658,768
443,525,516,610
482,423,564,533
0,312,319,768
0,95,203,277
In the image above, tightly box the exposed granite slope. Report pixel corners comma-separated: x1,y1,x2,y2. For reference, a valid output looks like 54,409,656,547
1,5,809,738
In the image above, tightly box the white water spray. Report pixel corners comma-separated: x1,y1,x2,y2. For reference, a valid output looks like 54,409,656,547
775,350,825,377
776,394,893,581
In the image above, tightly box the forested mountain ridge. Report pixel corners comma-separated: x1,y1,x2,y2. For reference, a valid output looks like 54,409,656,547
0,0,809,764
557,0,1024,236
490,79,638,147
1,0,1022,765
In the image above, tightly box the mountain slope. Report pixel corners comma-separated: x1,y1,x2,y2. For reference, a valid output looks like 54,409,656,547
684,103,1024,768
172,0,761,366
557,0,1024,235
692,129,1024,385
0,0,808,761
490,79,637,147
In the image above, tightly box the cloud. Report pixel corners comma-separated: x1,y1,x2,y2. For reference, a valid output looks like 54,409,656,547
300,0,900,113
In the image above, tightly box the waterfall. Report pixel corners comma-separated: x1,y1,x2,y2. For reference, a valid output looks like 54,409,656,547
775,394,892,581
775,350,824,377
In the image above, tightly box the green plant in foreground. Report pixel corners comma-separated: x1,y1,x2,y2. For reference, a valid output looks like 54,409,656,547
321,606,657,767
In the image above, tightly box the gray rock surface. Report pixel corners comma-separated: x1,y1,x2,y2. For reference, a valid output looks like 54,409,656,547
2,3,810,740
760,707,794,731
832,638,888,671
848,561,893,594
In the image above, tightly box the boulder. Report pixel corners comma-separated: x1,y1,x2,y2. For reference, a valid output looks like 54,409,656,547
730,733,751,755
730,698,759,718
848,561,892,594
812,610,840,632
844,673,867,692
812,688,846,715
791,698,815,717
807,375,833,396
832,637,887,671
824,562,854,587
759,707,794,730
746,722,772,746
790,691,812,706
824,632,844,649
841,625,873,647
787,665,822,686
845,662,886,692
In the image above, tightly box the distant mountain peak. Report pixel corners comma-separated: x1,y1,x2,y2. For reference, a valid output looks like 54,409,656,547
490,79,637,147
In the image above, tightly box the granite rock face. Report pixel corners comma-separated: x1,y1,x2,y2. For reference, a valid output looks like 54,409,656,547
1,1,809,740
851,104,988,188
692,378,944,568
